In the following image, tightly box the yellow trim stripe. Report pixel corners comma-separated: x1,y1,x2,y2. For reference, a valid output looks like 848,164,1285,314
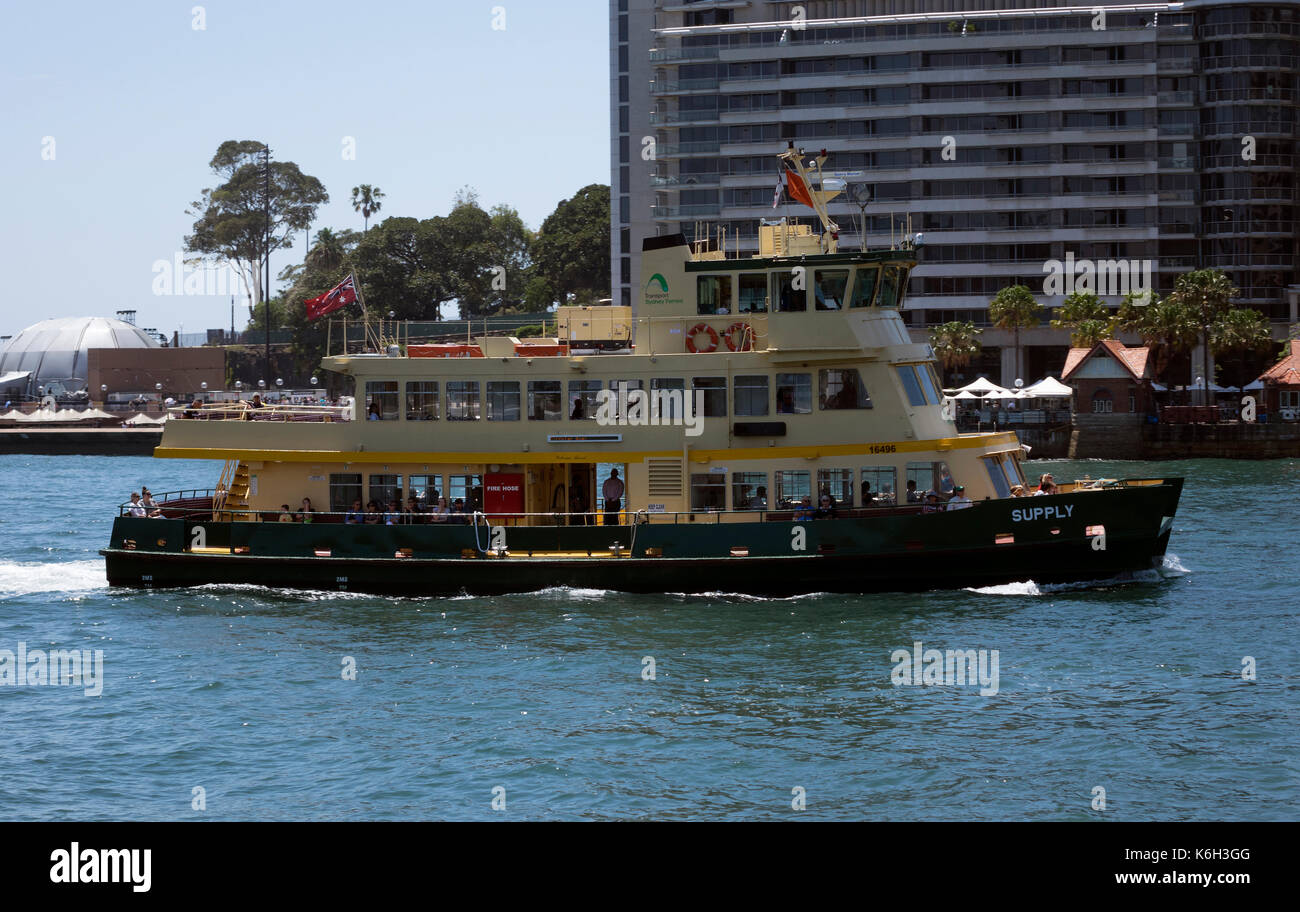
153,433,1020,465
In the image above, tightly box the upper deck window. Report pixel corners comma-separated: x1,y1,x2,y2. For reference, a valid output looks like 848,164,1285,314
814,269,849,310
734,375,769,417
692,377,727,417
365,381,399,421
651,378,686,420
819,368,872,410
850,266,879,307
568,380,602,420
697,275,732,315
486,381,520,421
405,381,439,421
447,381,481,421
776,373,812,414
738,273,768,313
772,270,806,312
528,380,562,420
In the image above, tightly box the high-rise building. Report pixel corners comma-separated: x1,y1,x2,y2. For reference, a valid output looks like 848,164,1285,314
611,0,1300,385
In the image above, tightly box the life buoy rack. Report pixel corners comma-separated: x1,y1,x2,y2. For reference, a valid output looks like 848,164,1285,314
724,322,753,352
685,323,719,353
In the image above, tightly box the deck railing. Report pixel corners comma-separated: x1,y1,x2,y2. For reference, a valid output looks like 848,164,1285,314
167,403,352,422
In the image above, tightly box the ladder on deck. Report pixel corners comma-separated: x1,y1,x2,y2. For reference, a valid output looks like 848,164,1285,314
212,459,252,521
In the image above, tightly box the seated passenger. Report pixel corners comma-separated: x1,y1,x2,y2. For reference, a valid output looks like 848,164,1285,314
430,496,451,523
278,504,294,522
364,501,382,524
861,481,875,506
344,499,364,524
813,494,837,519
946,485,973,510
404,496,421,524
1009,485,1026,498
905,480,921,504
141,490,163,518
126,492,147,518
922,492,942,514
793,496,814,522
385,500,402,525
1034,473,1055,496
298,498,316,524
751,485,768,509
451,498,470,524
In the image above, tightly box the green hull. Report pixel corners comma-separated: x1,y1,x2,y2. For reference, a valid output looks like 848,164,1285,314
102,481,1182,597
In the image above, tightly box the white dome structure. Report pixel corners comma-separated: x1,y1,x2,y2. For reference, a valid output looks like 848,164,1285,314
0,317,160,397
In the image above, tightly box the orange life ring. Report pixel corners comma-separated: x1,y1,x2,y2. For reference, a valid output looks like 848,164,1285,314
685,323,719,354
724,322,753,352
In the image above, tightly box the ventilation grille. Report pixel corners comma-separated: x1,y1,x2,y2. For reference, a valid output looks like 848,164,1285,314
647,458,683,497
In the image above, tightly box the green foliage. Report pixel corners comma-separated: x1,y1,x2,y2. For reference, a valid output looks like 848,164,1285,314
351,185,385,231
1051,291,1114,347
929,321,982,380
1211,307,1274,389
988,284,1041,379
530,184,611,307
185,140,328,307
513,323,545,338
1070,318,1112,349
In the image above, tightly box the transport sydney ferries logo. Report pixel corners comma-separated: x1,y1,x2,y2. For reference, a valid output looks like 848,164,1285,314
644,272,683,306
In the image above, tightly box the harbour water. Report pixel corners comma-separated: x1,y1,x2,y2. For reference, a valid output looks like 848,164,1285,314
0,454,1294,820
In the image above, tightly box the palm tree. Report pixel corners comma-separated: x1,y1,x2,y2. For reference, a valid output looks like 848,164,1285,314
988,285,1041,382
929,321,983,385
1165,269,1239,407
1210,307,1273,390
1124,297,1200,387
1051,291,1112,346
351,184,385,232
307,227,347,272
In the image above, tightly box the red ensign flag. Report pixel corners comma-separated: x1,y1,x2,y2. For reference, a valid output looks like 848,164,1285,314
784,169,815,210
305,275,358,321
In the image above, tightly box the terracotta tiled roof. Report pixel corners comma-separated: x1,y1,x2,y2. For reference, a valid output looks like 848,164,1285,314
1259,339,1300,384
1061,340,1151,382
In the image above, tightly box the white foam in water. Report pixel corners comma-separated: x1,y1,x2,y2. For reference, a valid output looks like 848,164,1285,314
965,580,1044,596
0,560,106,597
1161,553,1190,576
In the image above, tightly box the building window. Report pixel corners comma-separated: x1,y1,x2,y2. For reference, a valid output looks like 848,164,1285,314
775,373,812,414
817,469,854,508
734,374,769,416
814,269,850,310
365,381,398,420
568,380,602,419
690,472,727,511
697,275,732,315
486,381,520,421
329,473,362,514
527,380,563,420
405,381,439,420
775,470,811,509
860,466,897,506
369,474,403,509
819,368,872,409
446,381,480,420
732,472,768,511
1092,389,1114,413
692,377,727,417
738,273,768,313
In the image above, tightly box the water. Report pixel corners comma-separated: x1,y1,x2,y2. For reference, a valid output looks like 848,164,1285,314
0,454,1295,820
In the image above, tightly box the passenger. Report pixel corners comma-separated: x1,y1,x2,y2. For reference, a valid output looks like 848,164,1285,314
430,496,451,523
404,496,421,525
813,493,837,519
451,498,470,524
922,492,942,514
126,492,147,518
367,402,382,421
752,485,768,510
249,394,265,409
183,398,203,419
278,504,294,522
602,468,624,526
793,496,814,522
776,387,797,414
1009,484,1026,498
570,396,585,419
569,487,588,526
905,480,921,504
946,485,973,510
861,480,875,506
1034,473,1055,496
385,500,402,525
364,501,382,524
344,499,364,524
299,498,316,524
141,490,163,518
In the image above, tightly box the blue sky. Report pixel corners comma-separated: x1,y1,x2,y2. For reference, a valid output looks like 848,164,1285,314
0,0,609,337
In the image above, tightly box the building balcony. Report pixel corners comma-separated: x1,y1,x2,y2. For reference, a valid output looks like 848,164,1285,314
652,142,721,157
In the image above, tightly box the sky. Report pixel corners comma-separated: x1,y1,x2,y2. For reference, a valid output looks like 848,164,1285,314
0,0,609,338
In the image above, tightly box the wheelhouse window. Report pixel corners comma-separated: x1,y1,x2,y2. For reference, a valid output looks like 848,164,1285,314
365,381,399,420
814,269,849,310
692,376,727,417
860,466,897,506
527,380,562,420
775,470,811,509
651,378,685,421
568,380,602,419
776,373,812,414
369,474,403,509
449,474,483,511
897,365,927,408
772,270,806,312
877,265,908,308
329,473,362,513
850,266,879,307
732,472,768,511
446,381,480,421
405,381,439,420
817,469,854,508
819,368,872,409
486,381,520,421
690,472,727,511
733,374,769,417
918,363,942,404
983,457,1011,498
697,275,732,315
738,273,768,313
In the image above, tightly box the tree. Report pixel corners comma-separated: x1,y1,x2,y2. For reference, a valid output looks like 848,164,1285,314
988,285,1041,382
1119,294,1199,385
1210,307,1273,390
351,185,385,232
185,140,328,307
531,184,611,307
1166,269,1240,406
1051,291,1112,347
929,321,983,384
458,204,537,317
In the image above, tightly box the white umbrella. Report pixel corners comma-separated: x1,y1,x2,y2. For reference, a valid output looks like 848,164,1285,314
1243,379,1265,391
1024,377,1073,397
945,376,1003,396
981,387,1018,400
951,390,979,400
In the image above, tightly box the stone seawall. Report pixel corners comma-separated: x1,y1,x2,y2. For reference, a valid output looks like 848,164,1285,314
0,428,163,456
1140,422,1300,459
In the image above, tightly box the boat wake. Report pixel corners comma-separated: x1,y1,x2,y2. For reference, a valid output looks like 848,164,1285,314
0,559,106,598
964,553,1190,597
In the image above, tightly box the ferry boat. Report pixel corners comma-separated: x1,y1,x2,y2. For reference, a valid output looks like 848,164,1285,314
102,148,1182,597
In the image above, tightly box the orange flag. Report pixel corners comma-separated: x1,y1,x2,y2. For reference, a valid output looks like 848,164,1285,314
784,168,815,209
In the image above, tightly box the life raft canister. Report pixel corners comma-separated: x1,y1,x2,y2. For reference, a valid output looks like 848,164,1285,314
685,323,720,353
724,322,753,352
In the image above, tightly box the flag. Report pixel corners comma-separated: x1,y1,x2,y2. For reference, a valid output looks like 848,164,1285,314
305,274,358,321
772,177,782,208
784,168,815,210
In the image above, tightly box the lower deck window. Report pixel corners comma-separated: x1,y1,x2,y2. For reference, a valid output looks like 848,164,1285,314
369,474,403,509
409,474,442,508
775,470,811,509
330,473,362,513
860,466,897,506
690,472,726,511
907,461,955,499
732,472,768,510
817,469,853,508
449,474,483,511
